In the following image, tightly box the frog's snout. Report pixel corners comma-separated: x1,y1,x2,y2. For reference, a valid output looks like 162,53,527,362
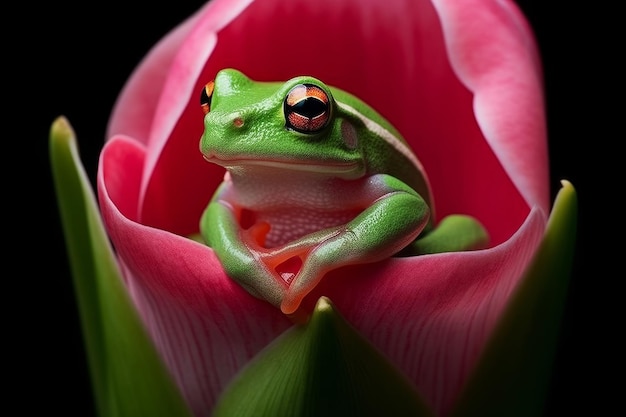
205,110,246,131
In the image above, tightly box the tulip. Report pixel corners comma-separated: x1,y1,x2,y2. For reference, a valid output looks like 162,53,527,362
50,0,577,416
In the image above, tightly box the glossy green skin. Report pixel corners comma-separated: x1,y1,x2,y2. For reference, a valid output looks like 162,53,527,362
200,69,487,316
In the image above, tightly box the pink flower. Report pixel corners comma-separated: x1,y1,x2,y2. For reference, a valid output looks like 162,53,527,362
93,0,573,415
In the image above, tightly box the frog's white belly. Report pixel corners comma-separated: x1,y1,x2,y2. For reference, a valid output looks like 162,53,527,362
228,169,365,247
255,207,358,247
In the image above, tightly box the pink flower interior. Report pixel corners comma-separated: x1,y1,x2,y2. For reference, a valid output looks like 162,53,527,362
138,0,528,246
100,0,549,415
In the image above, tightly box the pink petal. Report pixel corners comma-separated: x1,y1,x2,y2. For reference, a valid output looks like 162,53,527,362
107,0,253,145
99,131,546,414
100,0,551,415
432,0,549,212
135,0,531,245
301,207,546,415
106,4,205,145
98,136,292,416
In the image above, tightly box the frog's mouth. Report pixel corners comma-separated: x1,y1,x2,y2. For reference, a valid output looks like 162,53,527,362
203,155,362,176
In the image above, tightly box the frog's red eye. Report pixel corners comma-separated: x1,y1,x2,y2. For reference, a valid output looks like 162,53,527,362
200,81,215,115
284,83,331,134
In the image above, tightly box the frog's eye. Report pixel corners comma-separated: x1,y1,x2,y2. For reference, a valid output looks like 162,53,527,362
284,83,331,134
200,81,215,115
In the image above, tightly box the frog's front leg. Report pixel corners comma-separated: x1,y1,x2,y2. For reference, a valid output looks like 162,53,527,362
280,174,430,314
200,181,287,308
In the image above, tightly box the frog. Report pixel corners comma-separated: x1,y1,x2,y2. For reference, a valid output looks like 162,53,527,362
199,68,488,317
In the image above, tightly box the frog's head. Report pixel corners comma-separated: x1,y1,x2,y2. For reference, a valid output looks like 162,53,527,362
199,69,366,179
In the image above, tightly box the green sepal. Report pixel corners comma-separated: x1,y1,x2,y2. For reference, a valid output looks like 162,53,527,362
49,116,193,417
213,296,435,417
450,180,578,417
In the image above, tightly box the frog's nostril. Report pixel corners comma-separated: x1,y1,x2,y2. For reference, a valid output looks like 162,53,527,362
233,117,244,128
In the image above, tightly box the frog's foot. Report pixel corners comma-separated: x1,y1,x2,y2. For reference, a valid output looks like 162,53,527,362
255,227,342,285
399,214,489,256
244,226,345,315
257,246,318,323
259,248,306,286
280,263,329,316
279,228,360,316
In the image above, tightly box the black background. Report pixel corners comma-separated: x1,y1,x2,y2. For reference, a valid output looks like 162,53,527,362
16,0,605,415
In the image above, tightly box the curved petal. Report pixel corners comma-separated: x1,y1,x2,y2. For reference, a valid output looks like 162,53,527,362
106,3,207,144
98,136,292,416
138,0,255,221
432,0,549,212
302,208,547,415
138,0,529,245
450,181,577,417
97,131,546,416
98,1,554,416
107,0,253,145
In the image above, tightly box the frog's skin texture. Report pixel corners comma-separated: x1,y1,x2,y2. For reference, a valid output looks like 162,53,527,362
199,69,488,316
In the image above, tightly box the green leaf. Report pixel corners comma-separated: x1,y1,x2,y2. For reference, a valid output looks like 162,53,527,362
49,116,193,417
450,180,578,417
214,296,435,417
